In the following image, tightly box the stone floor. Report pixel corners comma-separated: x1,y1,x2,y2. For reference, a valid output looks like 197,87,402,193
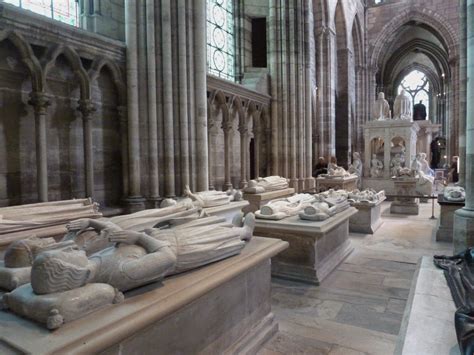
259,201,453,355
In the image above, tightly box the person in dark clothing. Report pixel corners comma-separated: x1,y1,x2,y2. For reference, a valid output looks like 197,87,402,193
449,156,459,183
313,157,328,178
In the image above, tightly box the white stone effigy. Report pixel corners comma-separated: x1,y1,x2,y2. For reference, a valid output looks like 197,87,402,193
2,213,257,329
255,194,316,220
0,199,102,251
347,189,386,234
0,237,288,354
243,176,290,194
254,207,357,285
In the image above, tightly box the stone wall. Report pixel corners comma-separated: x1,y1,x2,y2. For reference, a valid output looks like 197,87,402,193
0,3,126,207
80,0,125,41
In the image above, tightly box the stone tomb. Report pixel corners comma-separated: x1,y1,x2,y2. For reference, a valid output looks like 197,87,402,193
349,196,386,234
436,194,465,242
0,237,288,355
203,200,250,223
315,176,358,193
390,178,419,215
243,188,295,214
254,207,357,285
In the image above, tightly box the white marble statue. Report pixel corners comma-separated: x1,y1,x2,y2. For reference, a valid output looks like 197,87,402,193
444,186,466,202
0,202,199,292
370,154,384,178
184,185,237,207
390,154,404,177
393,90,413,120
413,154,434,196
299,190,351,221
255,194,316,220
372,92,391,121
419,152,434,176
347,189,386,206
323,164,352,179
3,213,256,329
243,176,289,194
348,152,363,187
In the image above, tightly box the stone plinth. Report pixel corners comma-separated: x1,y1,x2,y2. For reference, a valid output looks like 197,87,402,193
315,176,358,193
361,178,396,195
243,188,295,214
203,200,250,223
0,237,288,355
390,178,419,215
254,207,357,285
436,195,465,242
349,197,386,234
395,257,459,355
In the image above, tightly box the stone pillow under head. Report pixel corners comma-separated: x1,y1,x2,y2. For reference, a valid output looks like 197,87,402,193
2,283,123,330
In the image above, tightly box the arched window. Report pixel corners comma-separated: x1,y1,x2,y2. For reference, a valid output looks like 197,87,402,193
206,0,235,81
397,70,430,117
2,0,79,26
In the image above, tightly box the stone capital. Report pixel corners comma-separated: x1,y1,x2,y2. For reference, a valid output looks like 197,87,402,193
78,100,97,120
28,92,50,114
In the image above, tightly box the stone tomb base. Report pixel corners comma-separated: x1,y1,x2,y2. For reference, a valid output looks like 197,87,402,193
390,178,419,215
0,237,288,355
243,188,295,214
203,200,250,223
315,176,358,193
254,207,357,285
436,195,464,242
349,197,386,234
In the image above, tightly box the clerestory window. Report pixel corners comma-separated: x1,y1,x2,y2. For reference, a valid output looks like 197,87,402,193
206,0,235,81
1,0,79,27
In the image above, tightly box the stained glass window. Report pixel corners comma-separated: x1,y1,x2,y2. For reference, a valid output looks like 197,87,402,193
206,0,235,81
1,0,79,27
398,70,430,117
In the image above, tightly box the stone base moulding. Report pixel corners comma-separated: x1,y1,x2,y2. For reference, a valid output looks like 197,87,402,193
0,237,288,355
242,188,295,214
349,197,386,234
203,200,250,223
436,195,465,242
254,207,357,285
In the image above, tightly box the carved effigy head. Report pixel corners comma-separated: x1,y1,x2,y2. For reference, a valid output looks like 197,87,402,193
248,180,258,188
4,237,56,268
31,249,91,295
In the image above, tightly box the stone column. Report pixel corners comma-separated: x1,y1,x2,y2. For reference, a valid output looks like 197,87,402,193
253,120,261,180
117,105,129,198
239,116,248,188
454,0,474,253
28,92,50,202
146,0,160,206
161,0,176,197
78,100,96,199
178,0,190,189
459,0,468,187
304,0,315,189
222,115,233,190
124,0,145,211
269,0,279,176
208,116,218,190
194,0,209,191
